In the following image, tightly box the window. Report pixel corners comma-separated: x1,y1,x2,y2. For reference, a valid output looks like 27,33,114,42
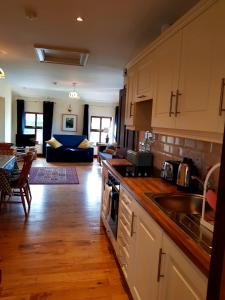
24,112,43,144
90,116,112,143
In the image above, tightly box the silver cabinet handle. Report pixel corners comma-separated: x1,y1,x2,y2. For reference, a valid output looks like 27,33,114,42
130,212,135,237
175,89,182,117
157,248,166,282
169,91,176,117
219,78,225,116
129,102,134,117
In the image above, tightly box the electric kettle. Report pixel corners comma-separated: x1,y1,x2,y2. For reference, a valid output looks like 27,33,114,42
176,158,194,191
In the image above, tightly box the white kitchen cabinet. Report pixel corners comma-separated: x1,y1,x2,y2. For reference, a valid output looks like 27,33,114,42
114,186,208,300
117,187,135,286
135,53,155,102
209,0,225,133
158,234,208,300
151,31,181,129
152,0,225,137
125,68,136,126
176,1,222,133
129,201,163,300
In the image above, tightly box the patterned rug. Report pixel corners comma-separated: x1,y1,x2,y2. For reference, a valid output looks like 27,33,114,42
29,167,79,184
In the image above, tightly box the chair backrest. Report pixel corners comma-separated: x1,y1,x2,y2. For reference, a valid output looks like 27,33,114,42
17,151,34,187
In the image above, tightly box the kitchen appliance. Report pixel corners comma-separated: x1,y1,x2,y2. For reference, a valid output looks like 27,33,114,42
107,173,120,238
127,150,153,166
160,160,180,183
117,150,153,177
176,158,195,191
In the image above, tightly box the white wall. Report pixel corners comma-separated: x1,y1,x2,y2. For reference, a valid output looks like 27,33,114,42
0,80,12,142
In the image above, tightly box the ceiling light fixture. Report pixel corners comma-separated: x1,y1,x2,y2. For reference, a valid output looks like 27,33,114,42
69,83,80,99
0,68,5,79
76,16,84,22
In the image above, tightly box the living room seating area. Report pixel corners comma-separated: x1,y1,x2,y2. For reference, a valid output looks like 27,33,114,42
46,134,94,163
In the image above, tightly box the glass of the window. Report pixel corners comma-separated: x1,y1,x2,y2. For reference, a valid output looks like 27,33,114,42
25,113,35,127
91,117,101,130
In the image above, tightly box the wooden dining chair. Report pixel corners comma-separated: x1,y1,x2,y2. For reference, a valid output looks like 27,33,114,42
0,151,34,217
11,151,34,201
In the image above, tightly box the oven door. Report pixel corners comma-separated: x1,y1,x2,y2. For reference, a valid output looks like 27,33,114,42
108,190,119,239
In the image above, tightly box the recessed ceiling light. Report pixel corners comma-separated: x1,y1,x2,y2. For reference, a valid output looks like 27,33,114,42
76,16,84,22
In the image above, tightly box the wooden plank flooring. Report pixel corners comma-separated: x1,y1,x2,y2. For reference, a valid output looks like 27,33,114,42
0,159,129,300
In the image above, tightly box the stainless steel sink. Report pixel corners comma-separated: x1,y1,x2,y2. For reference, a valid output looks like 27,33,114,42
145,193,205,214
144,192,213,254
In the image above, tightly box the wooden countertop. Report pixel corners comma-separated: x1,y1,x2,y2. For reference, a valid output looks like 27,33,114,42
103,159,210,276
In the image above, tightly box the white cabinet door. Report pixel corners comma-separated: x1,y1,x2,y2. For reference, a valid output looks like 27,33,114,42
130,202,163,300
158,234,207,300
135,53,155,102
176,2,221,133
209,0,225,133
152,31,181,129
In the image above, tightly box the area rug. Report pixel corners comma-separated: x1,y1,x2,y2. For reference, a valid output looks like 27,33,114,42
29,167,79,184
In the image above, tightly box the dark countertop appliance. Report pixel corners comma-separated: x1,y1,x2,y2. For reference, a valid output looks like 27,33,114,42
115,150,153,177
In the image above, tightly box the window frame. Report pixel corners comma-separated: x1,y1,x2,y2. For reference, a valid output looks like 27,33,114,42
90,116,112,143
24,112,43,142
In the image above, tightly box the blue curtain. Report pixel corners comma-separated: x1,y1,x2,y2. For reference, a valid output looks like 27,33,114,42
17,99,25,134
42,101,54,156
82,104,89,139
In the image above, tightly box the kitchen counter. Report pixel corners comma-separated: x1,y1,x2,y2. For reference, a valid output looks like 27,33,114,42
103,159,210,276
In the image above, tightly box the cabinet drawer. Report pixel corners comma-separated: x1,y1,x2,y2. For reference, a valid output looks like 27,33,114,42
118,217,131,238
120,190,133,206
120,201,132,222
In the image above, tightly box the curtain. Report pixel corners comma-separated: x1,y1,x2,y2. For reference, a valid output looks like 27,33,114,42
114,106,119,142
17,99,25,135
82,104,89,139
42,101,54,156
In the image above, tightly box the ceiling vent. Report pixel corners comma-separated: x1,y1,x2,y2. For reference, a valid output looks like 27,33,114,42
34,44,89,66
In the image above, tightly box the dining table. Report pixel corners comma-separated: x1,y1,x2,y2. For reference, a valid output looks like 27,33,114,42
0,155,17,173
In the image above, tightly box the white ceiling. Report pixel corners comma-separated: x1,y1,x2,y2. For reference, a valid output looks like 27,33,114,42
0,0,198,103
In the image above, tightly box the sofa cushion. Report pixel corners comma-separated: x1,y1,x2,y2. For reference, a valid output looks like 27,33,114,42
53,135,86,147
78,139,90,148
46,137,62,149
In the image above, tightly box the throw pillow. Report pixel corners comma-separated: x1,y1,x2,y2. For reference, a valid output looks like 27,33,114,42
78,139,90,148
103,148,115,154
46,137,62,149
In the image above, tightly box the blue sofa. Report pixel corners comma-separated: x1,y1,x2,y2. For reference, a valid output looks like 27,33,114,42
46,134,94,163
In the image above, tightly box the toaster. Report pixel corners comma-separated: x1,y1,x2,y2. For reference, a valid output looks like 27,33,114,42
160,160,180,183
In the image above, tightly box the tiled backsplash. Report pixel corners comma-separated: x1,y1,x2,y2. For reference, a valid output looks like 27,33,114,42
139,132,222,184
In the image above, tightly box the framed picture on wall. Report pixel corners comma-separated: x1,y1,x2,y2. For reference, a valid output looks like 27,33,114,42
62,114,77,132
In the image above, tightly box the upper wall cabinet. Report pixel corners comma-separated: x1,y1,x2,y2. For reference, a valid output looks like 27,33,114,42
151,32,181,129
135,53,156,102
209,0,225,133
175,0,224,133
125,66,152,131
152,0,225,137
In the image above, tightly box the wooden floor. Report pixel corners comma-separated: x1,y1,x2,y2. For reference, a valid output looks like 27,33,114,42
0,159,129,300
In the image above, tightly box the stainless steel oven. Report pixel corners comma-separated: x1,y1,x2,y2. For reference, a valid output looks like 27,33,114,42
107,173,120,239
